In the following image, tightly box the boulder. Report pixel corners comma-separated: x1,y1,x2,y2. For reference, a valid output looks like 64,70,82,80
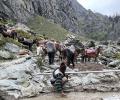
108,60,120,68
97,72,119,83
81,73,100,85
0,57,42,98
18,49,30,55
69,76,82,87
0,90,16,100
102,47,117,58
0,50,15,60
4,43,20,53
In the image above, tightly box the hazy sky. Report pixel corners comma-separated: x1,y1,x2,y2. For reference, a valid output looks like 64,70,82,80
77,0,120,16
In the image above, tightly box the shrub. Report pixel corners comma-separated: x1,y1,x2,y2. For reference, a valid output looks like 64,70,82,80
36,57,44,70
0,37,6,47
114,52,120,59
5,37,22,47
0,36,22,47
16,30,32,39
87,32,107,41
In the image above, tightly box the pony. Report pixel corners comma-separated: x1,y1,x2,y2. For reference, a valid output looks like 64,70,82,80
17,37,36,51
0,25,17,39
36,40,48,63
81,46,102,63
60,47,81,68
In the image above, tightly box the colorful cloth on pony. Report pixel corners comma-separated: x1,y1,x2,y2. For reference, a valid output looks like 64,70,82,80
85,48,96,54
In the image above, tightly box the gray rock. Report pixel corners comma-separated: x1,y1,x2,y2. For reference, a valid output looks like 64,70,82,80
0,57,42,98
1,0,120,40
69,76,82,86
97,72,119,83
0,50,15,60
4,43,20,53
0,90,17,100
108,60,120,68
81,73,100,85
102,47,117,58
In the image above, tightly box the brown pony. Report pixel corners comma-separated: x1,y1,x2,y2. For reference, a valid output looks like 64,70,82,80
60,47,81,68
81,46,102,63
0,25,17,39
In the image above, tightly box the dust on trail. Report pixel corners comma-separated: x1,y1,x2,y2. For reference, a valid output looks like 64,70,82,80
22,92,120,100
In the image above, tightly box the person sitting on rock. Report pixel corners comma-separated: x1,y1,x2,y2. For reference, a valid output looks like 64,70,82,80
50,62,68,97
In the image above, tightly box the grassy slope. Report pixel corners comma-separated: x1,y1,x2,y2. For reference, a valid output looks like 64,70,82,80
27,16,72,41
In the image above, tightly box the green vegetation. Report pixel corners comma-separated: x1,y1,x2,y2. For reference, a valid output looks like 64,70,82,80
36,57,44,70
27,16,70,41
16,30,33,39
0,50,16,60
114,52,120,59
0,36,6,46
0,36,22,47
0,19,16,26
75,34,92,42
16,29,44,41
87,32,108,41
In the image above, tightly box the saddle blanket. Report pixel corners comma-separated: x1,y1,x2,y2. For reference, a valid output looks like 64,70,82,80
85,48,95,54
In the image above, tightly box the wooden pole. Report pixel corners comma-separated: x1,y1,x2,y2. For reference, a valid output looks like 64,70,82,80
35,70,120,75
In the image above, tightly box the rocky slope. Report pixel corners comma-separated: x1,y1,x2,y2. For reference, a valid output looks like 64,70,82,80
1,0,119,40
0,0,81,34
1,35,120,99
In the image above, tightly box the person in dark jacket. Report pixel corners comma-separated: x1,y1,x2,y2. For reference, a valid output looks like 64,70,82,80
51,62,68,97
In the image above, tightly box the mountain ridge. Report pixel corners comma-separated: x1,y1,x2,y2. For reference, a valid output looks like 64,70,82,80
0,0,120,40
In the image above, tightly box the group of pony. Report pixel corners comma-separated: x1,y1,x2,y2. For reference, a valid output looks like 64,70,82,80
0,24,102,68
59,44,102,68
0,24,37,51
36,39,102,69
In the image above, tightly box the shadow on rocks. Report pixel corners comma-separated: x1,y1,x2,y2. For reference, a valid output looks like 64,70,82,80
0,90,17,100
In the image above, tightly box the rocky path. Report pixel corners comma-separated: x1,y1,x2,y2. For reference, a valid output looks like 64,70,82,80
1,40,120,99
22,92,120,100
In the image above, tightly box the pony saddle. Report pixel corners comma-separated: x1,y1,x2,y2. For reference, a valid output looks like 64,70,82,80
85,48,95,54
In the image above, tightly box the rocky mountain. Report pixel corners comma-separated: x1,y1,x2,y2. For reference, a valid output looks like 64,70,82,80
0,0,119,40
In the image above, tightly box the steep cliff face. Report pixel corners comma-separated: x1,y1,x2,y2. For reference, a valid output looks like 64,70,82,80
0,0,84,34
0,0,119,40
0,0,35,21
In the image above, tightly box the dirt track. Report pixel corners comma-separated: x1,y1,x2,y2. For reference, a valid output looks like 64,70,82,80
22,63,107,100
22,92,120,100
75,62,104,71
